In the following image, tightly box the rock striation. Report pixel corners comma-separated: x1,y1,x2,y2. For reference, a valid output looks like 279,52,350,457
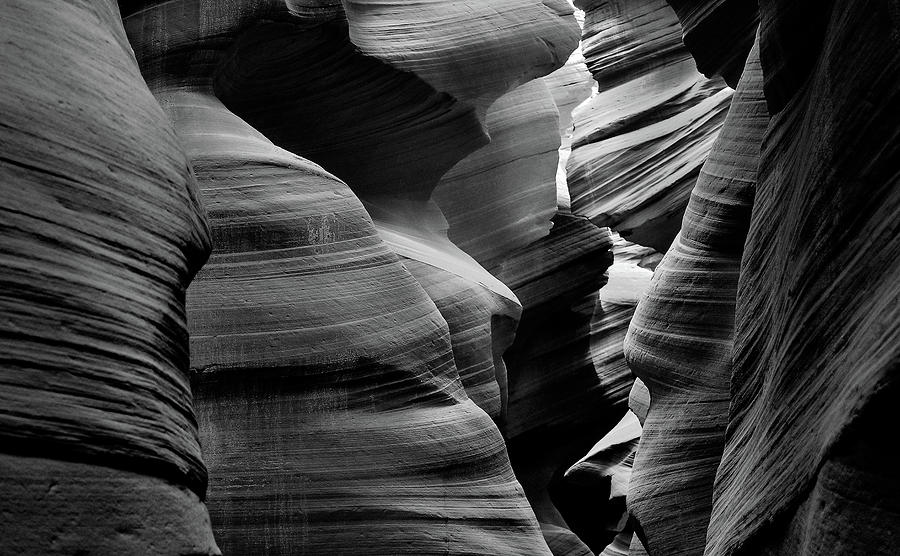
623,36,765,556
568,0,733,252
0,1,217,553
121,1,580,553
706,2,900,554
433,79,562,271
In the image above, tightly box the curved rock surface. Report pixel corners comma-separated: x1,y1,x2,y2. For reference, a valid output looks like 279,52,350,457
206,2,579,425
1,1,216,553
559,410,642,552
492,214,618,541
568,0,733,252
623,37,765,556
123,1,567,553
367,200,522,421
706,2,900,554
542,44,594,210
344,0,579,118
542,523,594,556
664,1,759,86
433,79,562,270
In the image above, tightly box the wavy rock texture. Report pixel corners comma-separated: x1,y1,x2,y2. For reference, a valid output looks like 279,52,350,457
664,1,759,86
0,1,217,553
367,201,522,421
208,2,579,424
622,38,765,556
706,3,900,554
568,0,733,252
122,1,572,553
433,79,562,270
344,0,579,119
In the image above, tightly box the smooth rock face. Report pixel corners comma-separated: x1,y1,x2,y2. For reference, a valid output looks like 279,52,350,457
369,200,522,421
623,37,765,556
568,0,733,252
0,1,218,553
706,2,900,554
433,79,562,270
664,1,759,86
344,0,579,118
123,1,563,554
542,45,595,210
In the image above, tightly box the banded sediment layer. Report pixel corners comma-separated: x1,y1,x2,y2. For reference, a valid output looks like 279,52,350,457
1,1,217,553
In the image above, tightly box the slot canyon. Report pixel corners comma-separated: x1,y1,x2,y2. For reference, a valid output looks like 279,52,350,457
2,0,898,554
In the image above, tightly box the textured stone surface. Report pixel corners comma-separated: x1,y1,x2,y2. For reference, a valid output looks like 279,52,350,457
623,37,765,556
122,1,568,553
369,201,522,421
664,1,759,86
203,1,578,426
569,0,732,252
0,1,217,553
344,0,579,118
706,2,900,554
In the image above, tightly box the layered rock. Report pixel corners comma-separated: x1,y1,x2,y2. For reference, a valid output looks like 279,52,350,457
210,2,579,424
622,37,765,556
0,1,217,553
122,1,576,553
344,0,579,119
706,2,900,554
433,79,562,271
367,201,522,421
568,0,733,252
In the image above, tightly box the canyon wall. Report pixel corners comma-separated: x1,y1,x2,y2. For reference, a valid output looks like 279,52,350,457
621,1,900,555
122,1,580,554
707,1,900,554
568,0,733,253
4,1,899,554
0,1,218,553
623,36,765,556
